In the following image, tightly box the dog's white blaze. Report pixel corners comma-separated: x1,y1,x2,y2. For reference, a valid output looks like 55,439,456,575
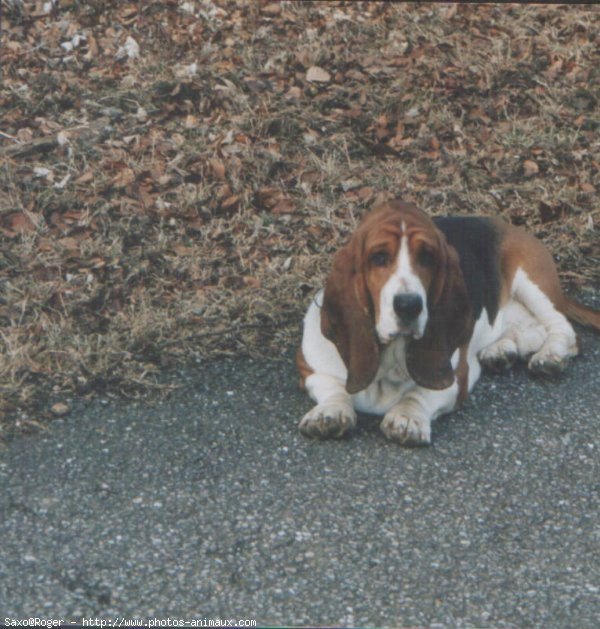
396,227,413,289
376,222,428,343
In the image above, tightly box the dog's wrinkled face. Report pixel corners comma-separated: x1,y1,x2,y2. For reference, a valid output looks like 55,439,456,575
321,200,472,393
362,214,440,345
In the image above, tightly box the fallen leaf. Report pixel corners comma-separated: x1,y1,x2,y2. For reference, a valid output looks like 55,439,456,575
243,276,261,288
9,212,36,234
58,237,80,251
57,130,70,146
546,57,563,80
271,198,295,214
85,33,99,59
374,114,390,141
523,160,539,177
254,186,281,209
83,257,106,269
172,244,194,256
357,186,374,201
210,157,226,180
17,127,33,142
116,36,140,60
136,107,148,122
33,166,54,180
261,3,281,16
306,66,331,83
221,195,241,210
341,178,361,192
444,4,458,19
137,185,155,209
285,86,302,100
50,402,70,417
112,167,136,188
216,183,232,199
185,114,198,129
75,170,94,184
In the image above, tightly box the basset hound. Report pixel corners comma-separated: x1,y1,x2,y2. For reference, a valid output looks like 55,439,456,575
297,199,600,445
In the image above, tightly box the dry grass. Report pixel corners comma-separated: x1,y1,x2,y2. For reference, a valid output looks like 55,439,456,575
1,1,599,434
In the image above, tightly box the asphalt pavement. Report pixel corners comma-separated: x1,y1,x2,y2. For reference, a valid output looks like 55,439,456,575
1,327,599,628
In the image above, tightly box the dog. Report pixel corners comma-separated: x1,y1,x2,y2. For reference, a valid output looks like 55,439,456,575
297,199,600,445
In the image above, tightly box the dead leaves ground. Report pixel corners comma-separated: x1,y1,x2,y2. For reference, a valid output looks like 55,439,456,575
1,1,599,433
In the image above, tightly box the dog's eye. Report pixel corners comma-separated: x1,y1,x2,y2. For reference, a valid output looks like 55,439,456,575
418,247,435,268
369,250,390,267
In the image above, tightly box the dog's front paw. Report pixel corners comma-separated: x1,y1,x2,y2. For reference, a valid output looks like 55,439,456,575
479,338,518,372
380,410,431,446
528,345,571,376
299,403,356,439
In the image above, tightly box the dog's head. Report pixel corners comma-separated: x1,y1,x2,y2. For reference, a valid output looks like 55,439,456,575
321,200,473,393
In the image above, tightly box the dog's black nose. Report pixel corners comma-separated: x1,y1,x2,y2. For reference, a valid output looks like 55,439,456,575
393,293,423,319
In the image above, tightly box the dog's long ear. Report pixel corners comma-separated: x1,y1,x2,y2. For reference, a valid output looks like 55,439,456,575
406,237,473,390
321,240,380,394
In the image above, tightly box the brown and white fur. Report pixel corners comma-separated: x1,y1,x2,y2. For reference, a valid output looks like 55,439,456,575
297,200,600,446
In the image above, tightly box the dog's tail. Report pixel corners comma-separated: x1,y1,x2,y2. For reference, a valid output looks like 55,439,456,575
560,297,600,332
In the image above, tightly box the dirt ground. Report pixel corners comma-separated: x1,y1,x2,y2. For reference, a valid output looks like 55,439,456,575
1,1,599,433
